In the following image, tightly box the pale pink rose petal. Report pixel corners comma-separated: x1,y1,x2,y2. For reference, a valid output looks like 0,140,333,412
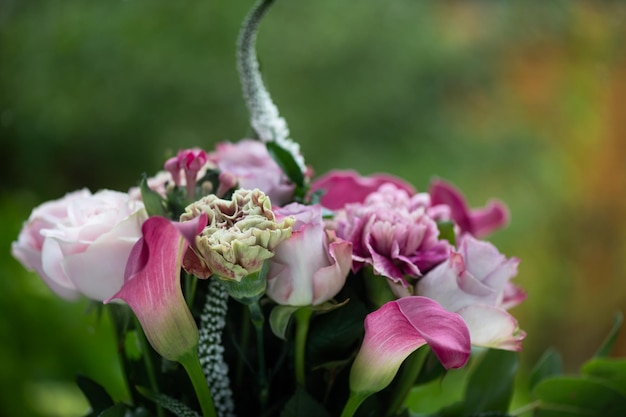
501,283,527,310
456,304,525,351
311,239,352,305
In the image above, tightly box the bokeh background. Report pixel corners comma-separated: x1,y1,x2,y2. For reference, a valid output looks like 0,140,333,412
1,0,625,415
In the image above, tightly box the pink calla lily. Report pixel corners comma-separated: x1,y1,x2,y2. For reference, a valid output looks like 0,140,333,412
349,296,470,395
105,215,207,362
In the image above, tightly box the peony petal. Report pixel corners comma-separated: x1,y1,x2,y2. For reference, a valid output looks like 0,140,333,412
311,170,415,210
349,296,470,395
429,179,509,238
105,216,199,362
456,304,525,351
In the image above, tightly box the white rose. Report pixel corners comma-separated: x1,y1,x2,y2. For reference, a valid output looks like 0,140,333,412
12,189,148,301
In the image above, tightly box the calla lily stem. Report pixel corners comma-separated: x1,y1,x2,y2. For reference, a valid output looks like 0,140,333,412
179,350,218,417
340,391,369,417
294,307,313,387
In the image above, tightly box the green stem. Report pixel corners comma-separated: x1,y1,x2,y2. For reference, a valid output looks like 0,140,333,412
248,300,269,407
184,272,198,310
106,305,134,404
294,307,313,387
179,351,217,417
384,347,429,417
340,391,369,417
134,316,165,417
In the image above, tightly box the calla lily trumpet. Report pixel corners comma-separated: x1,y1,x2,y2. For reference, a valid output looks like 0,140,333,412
105,214,207,362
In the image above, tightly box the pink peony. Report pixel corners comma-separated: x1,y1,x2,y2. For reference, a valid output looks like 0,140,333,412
415,234,526,351
310,170,415,210
12,189,147,301
266,203,353,306
429,178,509,238
208,139,295,206
336,184,449,286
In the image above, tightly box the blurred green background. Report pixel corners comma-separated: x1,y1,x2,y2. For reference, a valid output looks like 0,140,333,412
2,0,626,415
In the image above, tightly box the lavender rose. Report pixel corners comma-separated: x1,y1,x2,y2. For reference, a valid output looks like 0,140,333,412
208,139,296,206
266,203,353,306
416,235,526,350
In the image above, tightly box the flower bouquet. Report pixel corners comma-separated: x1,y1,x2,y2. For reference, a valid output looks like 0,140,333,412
11,1,626,416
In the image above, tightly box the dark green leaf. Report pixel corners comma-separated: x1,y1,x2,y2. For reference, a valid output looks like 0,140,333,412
97,404,129,417
415,350,447,385
266,141,305,188
307,296,368,365
140,174,169,217
594,311,623,358
529,347,563,390
280,386,331,417
533,376,626,417
581,358,626,396
462,349,518,416
76,374,114,414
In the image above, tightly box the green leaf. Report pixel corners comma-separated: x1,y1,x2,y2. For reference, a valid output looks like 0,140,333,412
280,386,331,417
269,305,299,340
529,347,563,390
533,376,626,417
140,174,169,217
581,358,626,396
462,349,518,416
76,374,114,415
437,221,456,246
266,141,305,188
594,311,623,358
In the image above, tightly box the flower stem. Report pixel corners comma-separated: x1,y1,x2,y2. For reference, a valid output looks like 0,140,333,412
247,300,269,408
384,346,429,417
294,307,313,387
340,392,369,417
179,350,218,417
134,316,165,417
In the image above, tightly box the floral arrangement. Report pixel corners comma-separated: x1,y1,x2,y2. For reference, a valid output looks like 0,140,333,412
11,1,626,417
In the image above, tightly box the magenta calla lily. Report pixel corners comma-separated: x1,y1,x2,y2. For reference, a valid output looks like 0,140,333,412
349,296,470,396
105,215,207,362
429,178,509,238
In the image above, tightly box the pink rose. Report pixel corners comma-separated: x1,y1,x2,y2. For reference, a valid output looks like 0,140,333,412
415,235,526,350
266,203,353,306
207,139,295,206
12,189,148,301
310,170,415,210
336,184,449,286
